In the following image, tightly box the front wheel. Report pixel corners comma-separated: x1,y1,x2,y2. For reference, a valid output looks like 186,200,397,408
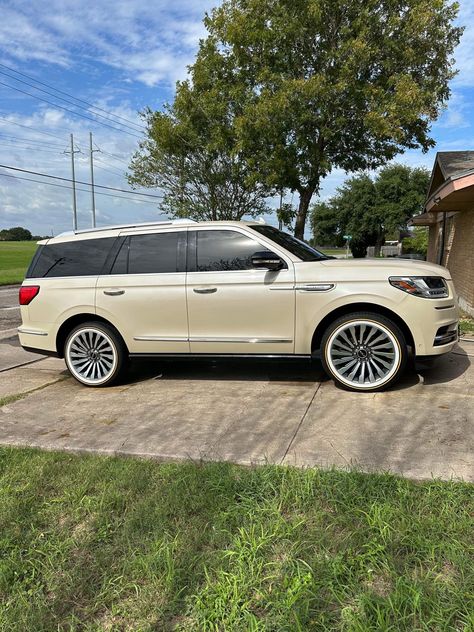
321,312,408,392
64,322,127,387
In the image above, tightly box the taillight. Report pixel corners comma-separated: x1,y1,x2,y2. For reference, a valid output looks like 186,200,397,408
19,286,40,305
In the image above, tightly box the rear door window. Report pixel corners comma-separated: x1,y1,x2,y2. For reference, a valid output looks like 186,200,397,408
110,232,185,274
26,237,116,278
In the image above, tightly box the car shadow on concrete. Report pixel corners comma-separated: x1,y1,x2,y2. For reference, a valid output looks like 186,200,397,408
414,346,471,386
125,346,471,392
126,358,324,385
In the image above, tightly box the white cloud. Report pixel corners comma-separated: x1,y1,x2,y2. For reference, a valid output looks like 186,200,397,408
0,0,213,88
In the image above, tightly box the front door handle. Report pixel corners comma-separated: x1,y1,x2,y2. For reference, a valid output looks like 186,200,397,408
103,289,125,296
193,287,217,294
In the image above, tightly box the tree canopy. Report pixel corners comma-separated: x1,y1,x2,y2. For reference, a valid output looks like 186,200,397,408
0,226,32,241
130,0,461,235
310,164,431,257
128,60,272,221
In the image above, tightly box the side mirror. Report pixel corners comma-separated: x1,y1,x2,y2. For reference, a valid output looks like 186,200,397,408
251,250,284,271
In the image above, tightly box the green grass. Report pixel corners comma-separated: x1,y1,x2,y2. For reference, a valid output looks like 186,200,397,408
460,316,474,336
1,448,473,631
0,241,38,285
320,248,349,257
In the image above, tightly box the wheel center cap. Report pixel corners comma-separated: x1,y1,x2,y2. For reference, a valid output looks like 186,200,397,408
357,348,368,359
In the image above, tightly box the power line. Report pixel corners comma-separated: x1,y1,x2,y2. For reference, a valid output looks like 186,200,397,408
93,162,127,178
98,149,132,166
0,62,146,132
0,69,144,135
0,163,163,199
0,172,160,204
0,142,66,154
0,114,67,142
0,132,64,148
0,81,142,139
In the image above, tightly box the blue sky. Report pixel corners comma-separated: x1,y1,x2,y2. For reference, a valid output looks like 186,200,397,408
0,0,473,236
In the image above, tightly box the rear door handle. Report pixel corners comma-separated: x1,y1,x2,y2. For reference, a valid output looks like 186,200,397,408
193,287,217,294
103,289,125,296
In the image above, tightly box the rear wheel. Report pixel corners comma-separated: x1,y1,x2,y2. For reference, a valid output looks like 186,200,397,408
321,312,408,391
64,322,126,387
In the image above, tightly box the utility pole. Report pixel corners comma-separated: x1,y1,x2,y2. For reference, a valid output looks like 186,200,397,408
64,134,80,230
89,132,99,228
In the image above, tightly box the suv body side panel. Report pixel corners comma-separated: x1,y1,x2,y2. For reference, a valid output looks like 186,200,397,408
186,226,296,354
293,264,459,356
95,273,189,353
18,276,97,354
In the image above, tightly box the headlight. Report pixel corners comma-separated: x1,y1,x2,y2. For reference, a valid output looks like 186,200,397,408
389,276,449,299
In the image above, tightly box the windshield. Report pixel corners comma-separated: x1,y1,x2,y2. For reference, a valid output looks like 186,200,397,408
251,225,328,261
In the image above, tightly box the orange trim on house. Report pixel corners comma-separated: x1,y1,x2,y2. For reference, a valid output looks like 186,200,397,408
426,172,474,212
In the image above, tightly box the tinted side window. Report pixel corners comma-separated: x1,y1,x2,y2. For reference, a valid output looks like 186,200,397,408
128,232,180,274
196,230,261,272
26,237,115,278
110,238,129,275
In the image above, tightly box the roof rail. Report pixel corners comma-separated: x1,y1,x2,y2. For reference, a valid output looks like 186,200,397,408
66,219,196,236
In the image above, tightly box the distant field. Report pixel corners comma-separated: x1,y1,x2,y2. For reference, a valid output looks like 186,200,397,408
320,248,350,257
0,241,38,285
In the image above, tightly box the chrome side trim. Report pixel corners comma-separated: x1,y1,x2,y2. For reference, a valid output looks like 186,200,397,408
190,337,293,344
134,336,189,342
134,336,292,343
295,283,335,292
17,328,48,336
269,283,335,292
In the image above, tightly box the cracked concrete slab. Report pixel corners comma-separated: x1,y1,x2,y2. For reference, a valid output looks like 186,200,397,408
283,341,474,481
0,343,473,481
0,359,323,465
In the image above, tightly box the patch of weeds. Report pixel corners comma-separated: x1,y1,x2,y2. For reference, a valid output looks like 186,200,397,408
0,377,68,408
0,449,473,631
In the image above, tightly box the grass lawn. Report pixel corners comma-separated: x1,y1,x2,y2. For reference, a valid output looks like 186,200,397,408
0,241,38,285
320,248,350,257
460,315,474,336
1,448,473,630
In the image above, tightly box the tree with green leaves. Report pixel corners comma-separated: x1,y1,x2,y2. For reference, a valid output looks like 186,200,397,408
310,164,430,257
185,0,461,238
310,201,345,247
0,226,32,241
129,73,272,220
403,226,429,256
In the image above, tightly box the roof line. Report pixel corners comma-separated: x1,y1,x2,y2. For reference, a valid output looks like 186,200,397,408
425,166,474,211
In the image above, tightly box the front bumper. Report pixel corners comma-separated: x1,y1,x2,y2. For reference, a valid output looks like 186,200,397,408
405,290,459,357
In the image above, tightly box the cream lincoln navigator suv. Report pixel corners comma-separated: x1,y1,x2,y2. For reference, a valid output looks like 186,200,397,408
19,220,459,391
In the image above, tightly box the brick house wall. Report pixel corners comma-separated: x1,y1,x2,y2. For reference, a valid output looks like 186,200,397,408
444,211,474,316
427,211,474,316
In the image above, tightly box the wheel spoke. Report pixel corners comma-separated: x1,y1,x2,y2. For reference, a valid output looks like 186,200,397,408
348,326,358,345
332,340,353,353
338,358,358,375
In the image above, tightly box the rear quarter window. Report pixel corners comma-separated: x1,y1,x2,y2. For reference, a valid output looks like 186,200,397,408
26,237,116,278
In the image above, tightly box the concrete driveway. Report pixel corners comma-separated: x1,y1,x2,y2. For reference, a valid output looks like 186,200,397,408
1,335,473,482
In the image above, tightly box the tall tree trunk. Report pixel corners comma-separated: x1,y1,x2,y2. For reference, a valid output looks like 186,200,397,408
294,188,314,240
374,231,385,257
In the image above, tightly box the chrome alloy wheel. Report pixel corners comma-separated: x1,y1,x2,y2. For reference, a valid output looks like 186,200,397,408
65,328,118,385
326,320,401,389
